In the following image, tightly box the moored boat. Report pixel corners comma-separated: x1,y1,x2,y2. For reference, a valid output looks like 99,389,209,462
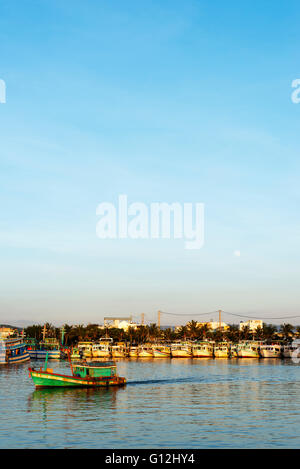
128,346,138,358
28,338,61,360
283,341,300,358
260,343,282,358
171,343,192,358
192,341,214,358
237,341,261,358
111,343,127,358
152,345,171,358
214,342,230,358
0,337,30,364
92,343,111,358
77,342,93,359
138,345,153,358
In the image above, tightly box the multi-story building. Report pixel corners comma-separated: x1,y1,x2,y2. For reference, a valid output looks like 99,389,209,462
239,320,263,332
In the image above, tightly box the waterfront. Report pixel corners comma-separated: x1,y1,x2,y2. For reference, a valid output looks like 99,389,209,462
1,359,300,448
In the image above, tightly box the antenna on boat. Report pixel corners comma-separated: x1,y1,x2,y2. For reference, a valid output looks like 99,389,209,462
158,310,161,330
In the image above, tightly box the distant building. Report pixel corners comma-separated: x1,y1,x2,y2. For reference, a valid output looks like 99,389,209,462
101,317,139,332
0,327,17,339
197,321,229,331
239,320,263,332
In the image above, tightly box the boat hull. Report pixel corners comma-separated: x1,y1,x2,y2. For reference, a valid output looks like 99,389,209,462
6,353,30,364
152,349,170,358
214,352,229,358
171,351,192,358
138,351,153,358
192,351,213,358
28,350,60,360
93,351,111,358
238,351,260,358
260,351,281,358
29,369,126,388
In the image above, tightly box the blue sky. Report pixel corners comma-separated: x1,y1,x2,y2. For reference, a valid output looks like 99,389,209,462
0,0,300,326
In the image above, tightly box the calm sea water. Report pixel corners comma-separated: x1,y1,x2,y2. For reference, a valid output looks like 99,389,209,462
1,358,300,448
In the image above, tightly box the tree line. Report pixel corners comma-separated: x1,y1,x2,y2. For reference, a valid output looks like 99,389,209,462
23,320,299,346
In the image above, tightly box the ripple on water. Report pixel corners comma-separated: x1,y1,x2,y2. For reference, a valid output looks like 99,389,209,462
1,359,300,448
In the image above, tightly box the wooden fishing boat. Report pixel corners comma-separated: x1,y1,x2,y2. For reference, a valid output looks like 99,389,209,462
152,345,171,358
171,343,192,358
77,341,93,358
28,338,61,360
0,337,30,364
214,342,230,358
111,342,127,358
138,345,153,358
237,341,262,358
28,356,126,388
192,341,214,358
129,346,138,358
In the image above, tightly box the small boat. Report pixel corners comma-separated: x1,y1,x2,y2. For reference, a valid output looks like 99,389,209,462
128,346,138,358
28,338,61,360
283,341,300,358
152,345,171,358
260,343,282,358
29,358,126,388
0,337,30,364
214,342,230,358
192,341,214,358
111,343,127,358
77,342,93,359
171,343,192,358
92,342,111,358
138,345,153,358
237,341,261,358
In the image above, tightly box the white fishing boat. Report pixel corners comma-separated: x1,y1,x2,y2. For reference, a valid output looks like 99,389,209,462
77,342,93,358
283,341,300,358
111,343,127,358
138,345,153,358
237,341,261,358
192,341,214,358
171,343,192,358
260,343,282,358
92,342,111,358
129,346,138,358
214,342,230,358
152,345,171,358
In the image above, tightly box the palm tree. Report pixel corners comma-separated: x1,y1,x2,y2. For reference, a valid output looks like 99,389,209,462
225,324,239,342
262,323,277,341
147,323,161,342
186,320,200,340
240,325,251,340
199,323,211,340
163,327,176,342
177,325,188,341
280,323,294,341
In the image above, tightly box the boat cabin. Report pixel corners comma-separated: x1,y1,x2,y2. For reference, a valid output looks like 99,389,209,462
73,362,117,378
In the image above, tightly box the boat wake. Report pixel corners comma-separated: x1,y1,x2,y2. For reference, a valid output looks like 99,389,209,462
126,376,199,386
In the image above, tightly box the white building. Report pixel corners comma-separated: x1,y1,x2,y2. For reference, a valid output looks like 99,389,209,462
102,317,139,332
239,320,263,332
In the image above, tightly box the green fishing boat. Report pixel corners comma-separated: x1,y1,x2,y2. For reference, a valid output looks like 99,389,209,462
28,353,126,388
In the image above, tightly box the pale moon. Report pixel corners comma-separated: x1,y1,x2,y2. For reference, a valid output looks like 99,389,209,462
234,250,241,257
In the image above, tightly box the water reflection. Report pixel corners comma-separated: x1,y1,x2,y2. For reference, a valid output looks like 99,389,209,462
2,358,300,448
